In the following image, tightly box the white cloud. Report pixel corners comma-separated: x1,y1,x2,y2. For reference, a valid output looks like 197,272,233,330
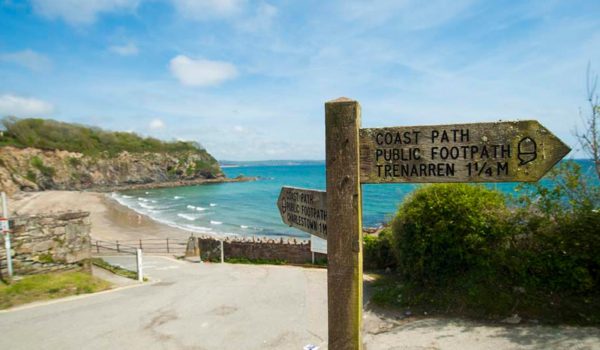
30,0,140,25
340,0,474,31
238,2,277,32
108,42,139,56
171,0,245,20
0,49,52,71
0,94,55,116
169,55,238,87
149,118,165,129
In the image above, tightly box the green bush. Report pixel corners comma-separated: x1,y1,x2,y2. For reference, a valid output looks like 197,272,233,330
67,157,82,167
391,184,508,286
30,156,55,177
1,117,218,162
25,170,36,182
375,162,600,324
510,161,600,294
363,228,396,270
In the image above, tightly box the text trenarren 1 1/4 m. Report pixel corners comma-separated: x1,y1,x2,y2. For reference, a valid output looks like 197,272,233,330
277,98,570,350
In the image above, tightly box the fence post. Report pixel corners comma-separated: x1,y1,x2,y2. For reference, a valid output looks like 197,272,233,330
96,241,99,254
197,237,202,262
166,238,170,253
136,248,143,282
2,192,13,278
116,240,120,253
139,239,142,250
220,240,224,263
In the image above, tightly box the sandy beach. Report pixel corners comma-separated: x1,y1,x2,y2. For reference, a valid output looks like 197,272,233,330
9,191,192,242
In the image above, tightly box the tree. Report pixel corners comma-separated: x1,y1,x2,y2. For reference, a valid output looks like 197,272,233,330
576,63,600,180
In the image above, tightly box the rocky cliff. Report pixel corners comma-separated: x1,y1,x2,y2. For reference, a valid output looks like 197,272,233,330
0,146,224,196
0,118,225,196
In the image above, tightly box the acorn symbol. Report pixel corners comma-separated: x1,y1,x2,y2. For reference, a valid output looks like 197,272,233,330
518,137,537,165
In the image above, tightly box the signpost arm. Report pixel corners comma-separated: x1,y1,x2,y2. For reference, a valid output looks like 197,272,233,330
326,98,363,350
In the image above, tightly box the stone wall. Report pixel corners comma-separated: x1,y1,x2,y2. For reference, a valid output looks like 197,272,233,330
0,211,91,278
191,236,326,264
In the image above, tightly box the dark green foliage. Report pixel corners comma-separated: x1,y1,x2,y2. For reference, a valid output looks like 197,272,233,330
30,156,55,177
67,157,82,167
363,228,396,270
391,184,507,286
194,160,212,171
510,161,600,295
1,117,217,162
378,167,600,324
25,170,36,182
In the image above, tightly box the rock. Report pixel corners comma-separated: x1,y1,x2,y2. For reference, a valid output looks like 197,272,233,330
501,314,522,324
0,145,223,195
58,212,89,221
404,310,412,317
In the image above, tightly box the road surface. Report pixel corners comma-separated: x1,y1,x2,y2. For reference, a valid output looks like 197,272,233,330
1,256,599,349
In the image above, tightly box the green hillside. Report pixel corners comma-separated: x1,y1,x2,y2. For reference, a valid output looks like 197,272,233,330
0,117,214,159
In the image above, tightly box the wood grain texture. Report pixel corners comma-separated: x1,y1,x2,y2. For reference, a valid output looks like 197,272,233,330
277,186,327,239
360,120,570,184
325,97,363,350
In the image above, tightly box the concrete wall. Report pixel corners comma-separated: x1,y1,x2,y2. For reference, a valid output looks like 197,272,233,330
192,236,326,264
0,211,91,278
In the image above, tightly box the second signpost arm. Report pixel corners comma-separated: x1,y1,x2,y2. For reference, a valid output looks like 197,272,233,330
326,98,363,350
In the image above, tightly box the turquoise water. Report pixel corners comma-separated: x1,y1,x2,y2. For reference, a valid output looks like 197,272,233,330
112,160,597,239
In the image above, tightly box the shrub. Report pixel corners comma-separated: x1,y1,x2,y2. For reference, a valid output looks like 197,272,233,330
67,157,81,167
25,170,36,182
511,161,600,294
363,228,396,270
1,117,217,161
377,163,600,324
390,184,508,287
30,156,55,177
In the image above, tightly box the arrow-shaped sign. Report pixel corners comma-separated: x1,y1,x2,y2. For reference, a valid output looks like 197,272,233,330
359,120,570,183
277,186,327,239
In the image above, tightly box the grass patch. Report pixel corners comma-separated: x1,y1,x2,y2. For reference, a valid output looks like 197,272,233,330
0,271,111,310
37,253,55,263
91,258,142,280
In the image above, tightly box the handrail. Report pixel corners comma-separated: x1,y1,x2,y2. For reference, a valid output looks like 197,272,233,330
92,237,189,255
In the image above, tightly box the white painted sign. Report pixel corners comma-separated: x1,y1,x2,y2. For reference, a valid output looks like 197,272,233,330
310,234,327,254
0,218,8,234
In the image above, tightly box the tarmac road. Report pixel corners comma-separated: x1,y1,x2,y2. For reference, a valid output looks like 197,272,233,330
1,256,599,350
0,256,328,350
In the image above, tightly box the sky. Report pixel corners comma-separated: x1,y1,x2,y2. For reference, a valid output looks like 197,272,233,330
0,0,599,160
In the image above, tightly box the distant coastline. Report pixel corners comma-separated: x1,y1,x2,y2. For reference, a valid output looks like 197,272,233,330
88,175,257,193
219,160,325,167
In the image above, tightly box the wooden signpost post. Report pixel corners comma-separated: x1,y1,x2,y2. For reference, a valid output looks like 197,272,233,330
278,98,571,350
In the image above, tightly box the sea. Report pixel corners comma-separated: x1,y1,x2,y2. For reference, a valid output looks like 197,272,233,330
111,160,597,239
